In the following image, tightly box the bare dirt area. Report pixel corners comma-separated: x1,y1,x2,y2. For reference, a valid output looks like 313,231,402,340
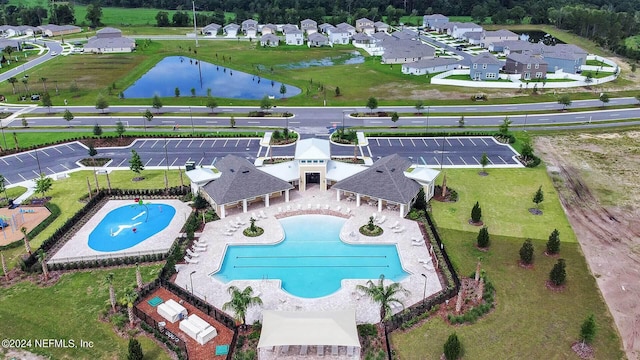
535,133,640,360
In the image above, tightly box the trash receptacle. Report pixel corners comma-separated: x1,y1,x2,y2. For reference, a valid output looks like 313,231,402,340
185,161,196,171
158,321,166,331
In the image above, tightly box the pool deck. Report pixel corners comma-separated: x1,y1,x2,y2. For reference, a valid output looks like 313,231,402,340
175,187,443,324
49,200,192,264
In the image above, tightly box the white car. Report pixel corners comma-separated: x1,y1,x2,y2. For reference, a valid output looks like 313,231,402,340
50,51,58,56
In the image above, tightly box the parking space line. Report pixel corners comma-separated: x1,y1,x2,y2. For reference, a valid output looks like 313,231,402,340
422,139,428,147
138,140,147,148
257,147,263,157
398,139,404,147
448,157,454,165
247,139,252,147
65,144,75,151
197,157,204,166
410,139,416,147
32,170,40,177
170,158,178,166
144,158,153,166
469,138,476,146
235,139,240,147
1,158,8,165
187,140,194,147
457,138,464,146
224,139,229,147
472,156,480,165
481,138,489,146
376,139,380,146
117,159,127,167
46,167,54,173
19,174,27,181
40,149,50,156
367,147,373,157
53,147,63,154
498,156,508,164
420,156,427,165
387,139,392,146
199,140,205,148
433,156,440,166
211,139,217,147
156,159,163,166
488,157,495,165
459,156,467,165
175,140,182,148
28,152,36,160
446,138,453,147
211,157,217,166
15,155,23,163
61,164,70,170
433,139,440,147
150,140,159,148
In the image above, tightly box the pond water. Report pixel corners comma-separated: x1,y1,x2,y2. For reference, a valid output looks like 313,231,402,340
514,30,565,45
123,56,301,99
276,51,365,69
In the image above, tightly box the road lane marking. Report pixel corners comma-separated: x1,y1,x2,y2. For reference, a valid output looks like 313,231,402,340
206,121,218,124
457,138,464,146
170,158,178,166
481,138,489,146
459,156,467,165
175,140,182,148
117,159,126,167
538,118,550,121
144,158,153,166
469,138,476,146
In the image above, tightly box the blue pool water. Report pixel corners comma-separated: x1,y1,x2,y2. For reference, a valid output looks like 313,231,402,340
213,215,408,298
88,203,176,252
123,56,301,99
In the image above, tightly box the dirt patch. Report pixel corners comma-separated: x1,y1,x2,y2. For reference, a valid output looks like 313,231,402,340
535,134,640,360
0,206,51,246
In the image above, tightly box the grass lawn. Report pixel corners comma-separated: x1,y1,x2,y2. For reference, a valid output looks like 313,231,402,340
390,229,625,360
430,167,577,242
2,170,188,269
0,265,173,359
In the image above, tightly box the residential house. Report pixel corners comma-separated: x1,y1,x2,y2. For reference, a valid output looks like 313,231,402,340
469,53,502,80
336,23,356,37
391,29,417,40
329,28,350,45
84,27,136,53
38,24,81,37
423,14,449,29
241,19,258,38
260,24,277,35
281,24,299,34
285,28,303,45
381,39,435,64
543,47,586,74
505,53,548,80
223,23,240,38
481,29,518,48
307,32,329,47
500,40,545,55
438,22,456,34
300,19,318,35
352,33,374,46
0,39,22,52
463,31,483,45
451,22,482,39
201,23,221,36
401,58,462,75
319,23,335,34
260,34,280,47
374,21,389,33
355,18,374,33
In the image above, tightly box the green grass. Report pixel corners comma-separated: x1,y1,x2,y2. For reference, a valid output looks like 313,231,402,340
1,170,188,269
391,229,625,360
585,59,611,67
430,167,576,242
0,50,42,75
0,265,173,359
5,186,27,199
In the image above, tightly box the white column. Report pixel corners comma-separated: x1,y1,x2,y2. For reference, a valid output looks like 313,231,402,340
356,194,361,207
336,189,340,201
285,189,290,202
265,194,270,207
378,199,382,212
242,199,248,213
399,203,405,217
220,205,226,219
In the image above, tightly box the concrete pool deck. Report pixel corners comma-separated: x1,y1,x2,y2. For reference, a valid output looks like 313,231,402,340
175,187,443,324
49,199,192,264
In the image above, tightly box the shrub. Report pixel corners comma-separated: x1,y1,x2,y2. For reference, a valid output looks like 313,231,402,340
477,226,490,248
579,314,597,345
470,201,482,223
549,258,567,286
358,323,378,338
443,332,463,360
519,239,534,265
192,195,208,209
128,338,144,360
546,229,560,255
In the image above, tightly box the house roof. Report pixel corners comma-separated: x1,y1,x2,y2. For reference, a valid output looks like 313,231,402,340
424,14,448,20
224,23,240,31
202,155,293,205
336,23,355,30
454,22,481,29
326,160,367,182
507,53,547,65
404,166,440,184
333,154,420,204
356,18,373,23
86,36,135,49
258,161,299,182
257,310,360,348
352,33,372,41
286,28,303,35
97,27,121,35
382,39,435,60
552,44,587,55
308,32,328,42
391,29,416,40
470,53,501,65
403,57,461,69
38,24,81,32
463,31,483,40
260,34,279,42
185,167,220,184
0,39,21,48
483,29,518,38
301,19,317,26
203,23,221,31
242,19,258,28
501,40,545,54
261,24,277,32
319,23,335,31
374,21,389,28
294,138,331,160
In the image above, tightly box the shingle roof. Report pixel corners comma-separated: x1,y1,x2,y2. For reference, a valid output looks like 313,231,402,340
307,32,328,43
333,154,420,204
202,155,293,205
507,53,547,65
470,53,501,65
86,36,135,50
404,57,461,69
463,32,483,40
424,14,448,20
483,29,518,38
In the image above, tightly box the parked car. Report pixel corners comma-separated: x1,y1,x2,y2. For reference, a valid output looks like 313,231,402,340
50,51,57,56
30,94,40,101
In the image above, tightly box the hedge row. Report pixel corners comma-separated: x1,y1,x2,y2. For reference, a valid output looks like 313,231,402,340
47,252,167,272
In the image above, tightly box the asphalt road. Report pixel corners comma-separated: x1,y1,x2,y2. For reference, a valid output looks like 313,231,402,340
0,40,63,83
0,135,519,185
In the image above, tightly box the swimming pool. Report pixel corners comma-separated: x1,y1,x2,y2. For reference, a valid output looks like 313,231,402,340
88,203,176,252
212,215,408,298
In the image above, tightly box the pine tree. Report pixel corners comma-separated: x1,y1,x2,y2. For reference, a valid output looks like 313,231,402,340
533,186,544,209
129,150,144,175
579,314,597,345
470,201,482,223
413,187,427,212
443,332,462,360
477,226,490,248
546,229,560,255
127,338,144,360
519,239,534,265
549,258,567,286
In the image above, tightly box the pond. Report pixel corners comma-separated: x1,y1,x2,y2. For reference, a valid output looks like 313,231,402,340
275,51,365,69
123,56,301,99
514,30,565,45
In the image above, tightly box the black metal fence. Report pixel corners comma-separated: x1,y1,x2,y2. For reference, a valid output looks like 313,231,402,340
134,306,190,359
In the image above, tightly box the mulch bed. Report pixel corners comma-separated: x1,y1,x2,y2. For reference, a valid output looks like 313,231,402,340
571,342,595,359
80,137,136,148
518,260,535,269
529,208,543,215
468,220,483,226
545,280,566,292
478,171,488,176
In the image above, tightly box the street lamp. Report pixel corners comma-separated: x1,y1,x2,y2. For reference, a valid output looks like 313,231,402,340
421,274,428,306
440,135,445,170
189,106,194,134
189,270,196,296
34,148,42,175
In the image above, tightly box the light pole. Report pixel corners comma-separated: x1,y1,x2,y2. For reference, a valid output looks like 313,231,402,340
189,270,196,296
421,274,428,306
34,148,42,175
189,106,194,134
440,135,445,170
164,137,169,190
523,113,528,132
426,105,430,134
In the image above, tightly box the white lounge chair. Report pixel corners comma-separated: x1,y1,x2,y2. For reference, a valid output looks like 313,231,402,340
307,204,312,209
286,205,291,211
194,239,208,246
392,227,404,233
325,204,330,210
335,205,341,212
278,207,282,213
186,249,200,258
317,204,321,209
372,213,378,220
251,212,259,220
297,204,302,210
193,243,207,250
260,210,268,219
345,208,352,215
185,256,198,264
192,246,206,252
376,215,386,224
411,241,423,247
224,232,233,236
389,221,399,229
235,217,245,225
418,258,431,264
229,223,239,230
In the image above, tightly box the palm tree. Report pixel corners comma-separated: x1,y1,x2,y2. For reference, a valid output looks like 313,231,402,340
119,287,139,327
1,252,8,281
36,249,49,280
7,77,17,94
40,77,48,92
21,78,29,94
353,136,359,160
356,274,410,323
135,263,143,289
105,273,116,312
222,285,263,329
20,227,31,255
